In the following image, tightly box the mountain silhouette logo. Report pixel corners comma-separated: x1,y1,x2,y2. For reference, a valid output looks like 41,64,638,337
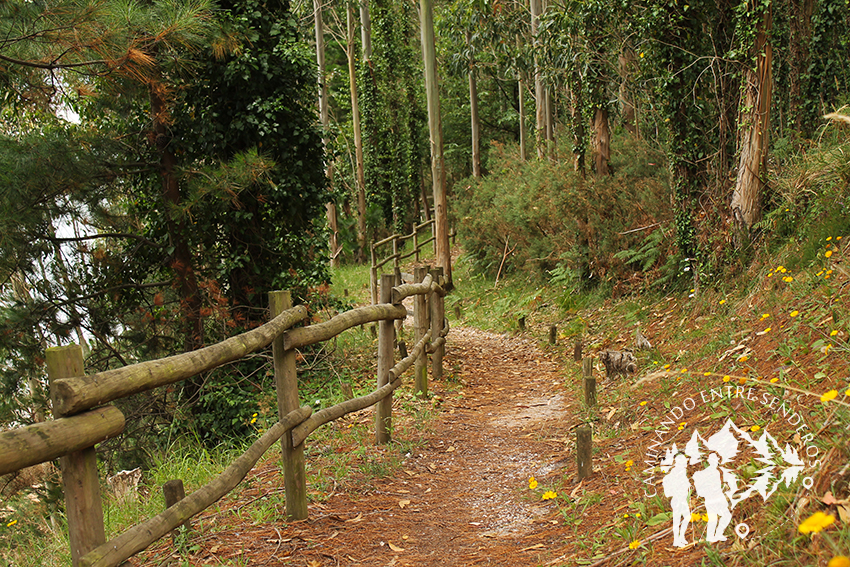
659,419,806,547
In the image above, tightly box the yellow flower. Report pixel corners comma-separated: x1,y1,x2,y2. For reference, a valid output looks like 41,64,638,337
738,355,749,362
798,511,835,534
624,513,630,518
827,236,833,241
821,389,839,403
751,425,760,432
830,330,839,336
784,276,794,283
250,417,257,424
828,556,850,567
764,327,772,333
723,375,731,382
846,389,850,397
639,52,645,58
825,250,833,258
635,513,641,518
719,299,726,304
626,460,634,466
541,490,557,500
704,372,711,376
739,377,747,385
529,476,538,490
790,310,799,317
767,272,774,278
628,540,641,550
780,267,787,273
827,270,834,275
770,377,779,383
817,270,824,276
690,512,701,521
663,364,671,369
6,519,16,527
640,401,648,406
702,513,709,522
681,368,688,373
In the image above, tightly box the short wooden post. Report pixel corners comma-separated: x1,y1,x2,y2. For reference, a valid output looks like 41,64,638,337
370,246,378,305
162,479,191,543
549,325,557,345
269,291,308,520
398,339,408,359
414,266,429,397
582,357,596,408
573,340,583,362
576,426,592,480
454,302,462,320
430,267,445,383
376,274,396,444
46,345,106,567
518,316,526,332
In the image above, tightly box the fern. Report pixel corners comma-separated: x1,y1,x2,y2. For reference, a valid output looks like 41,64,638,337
614,228,666,271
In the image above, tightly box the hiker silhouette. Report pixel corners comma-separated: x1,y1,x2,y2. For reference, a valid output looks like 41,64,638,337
662,453,691,547
692,452,733,542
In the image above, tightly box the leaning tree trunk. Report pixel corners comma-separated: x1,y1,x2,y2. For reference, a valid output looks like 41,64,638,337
348,5,367,263
731,2,773,243
420,0,452,284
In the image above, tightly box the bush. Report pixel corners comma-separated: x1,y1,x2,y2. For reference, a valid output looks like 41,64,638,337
453,136,671,295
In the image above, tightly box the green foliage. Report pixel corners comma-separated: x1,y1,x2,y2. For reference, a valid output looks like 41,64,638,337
455,136,670,295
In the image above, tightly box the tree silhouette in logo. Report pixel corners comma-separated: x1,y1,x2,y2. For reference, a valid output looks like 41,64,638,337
659,419,805,547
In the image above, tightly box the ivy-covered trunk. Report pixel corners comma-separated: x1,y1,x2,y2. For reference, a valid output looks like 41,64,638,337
731,2,773,242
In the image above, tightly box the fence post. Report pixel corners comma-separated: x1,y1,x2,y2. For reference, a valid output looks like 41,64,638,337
414,266,429,397
376,274,395,444
269,291,308,520
46,345,106,567
162,479,191,544
576,426,593,480
582,357,596,408
413,225,420,263
370,246,378,305
430,267,444,382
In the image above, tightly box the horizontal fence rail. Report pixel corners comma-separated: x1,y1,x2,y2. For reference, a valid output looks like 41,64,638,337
370,219,436,304
0,268,448,567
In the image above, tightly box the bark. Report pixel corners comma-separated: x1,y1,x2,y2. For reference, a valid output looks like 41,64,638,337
419,0,452,284
518,76,527,161
348,6,367,262
360,0,372,61
731,4,773,241
569,71,586,173
150,79,203,354
314,0,338,267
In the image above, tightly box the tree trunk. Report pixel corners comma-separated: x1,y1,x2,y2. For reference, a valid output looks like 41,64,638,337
518,76,527,161
531,0,545,159
592,106,610,176
731,3,773,242
618,50,637,135
360,0,372,61
150,80,203,355
314,0,338,267
419,0,451,284
569,71,586,173
545,86,555,160
348,6,367,263
466,31,481,178
789,0,814,136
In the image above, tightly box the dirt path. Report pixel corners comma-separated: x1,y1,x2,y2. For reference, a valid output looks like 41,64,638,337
151,326,584,566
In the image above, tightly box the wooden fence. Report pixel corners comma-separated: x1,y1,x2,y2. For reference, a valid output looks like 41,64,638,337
370,219,436,304
0,270,448,567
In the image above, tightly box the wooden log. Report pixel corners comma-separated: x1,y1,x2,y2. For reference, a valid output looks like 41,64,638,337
388,329,431,382
79,407,312,567
413,266,429,397
582,357,596,408
292,378,402,446
576,426,592,480
52,307,309,417
376,274,395,444
284,304,406,350
430,267,445,382
162,480,190,543
0,406,125,476
370,247,378,305
391,273,433,304
413,227,420,262
46,345,107,567
270,291,308,521
427,336,446,353
549,325,557,345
